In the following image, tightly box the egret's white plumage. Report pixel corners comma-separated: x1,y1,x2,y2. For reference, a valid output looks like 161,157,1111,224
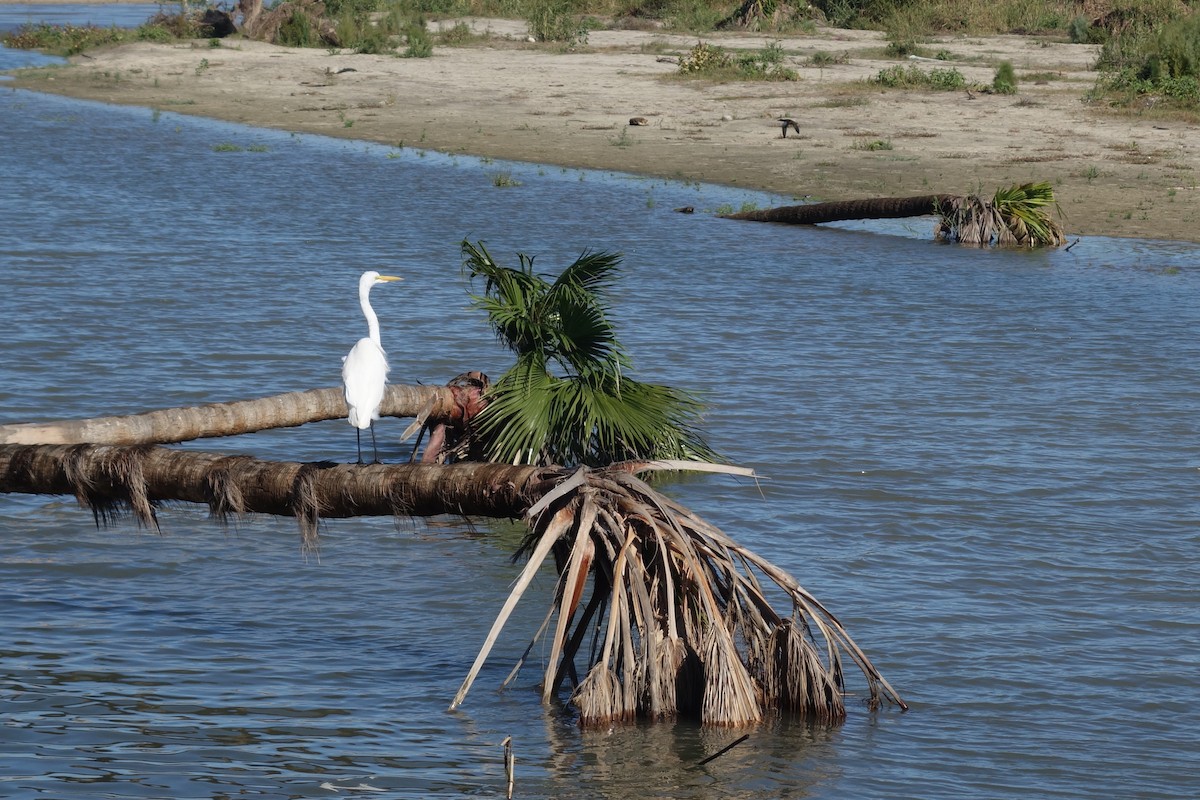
342,270,402,463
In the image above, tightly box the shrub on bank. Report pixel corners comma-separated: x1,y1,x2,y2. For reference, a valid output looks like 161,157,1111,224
4,23,134,54
1093,11,1200,108
677,40,798,80
993,60,1017,94
871,63,965,90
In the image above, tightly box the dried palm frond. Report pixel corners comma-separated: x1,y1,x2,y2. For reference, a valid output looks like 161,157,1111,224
700,622,763,727
451,464,906,726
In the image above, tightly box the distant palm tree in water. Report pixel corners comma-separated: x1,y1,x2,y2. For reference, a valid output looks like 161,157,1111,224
725,181,1066,247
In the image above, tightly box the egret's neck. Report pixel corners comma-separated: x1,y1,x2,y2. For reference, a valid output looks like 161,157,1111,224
360,282,381,345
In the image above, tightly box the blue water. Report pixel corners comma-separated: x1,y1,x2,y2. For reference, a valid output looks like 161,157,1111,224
0,3,161,34
3,7,1200,799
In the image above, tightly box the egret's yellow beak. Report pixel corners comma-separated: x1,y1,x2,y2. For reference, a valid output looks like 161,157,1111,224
378,275,403,282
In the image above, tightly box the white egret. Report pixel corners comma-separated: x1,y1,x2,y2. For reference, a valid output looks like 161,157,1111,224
342,270,403,464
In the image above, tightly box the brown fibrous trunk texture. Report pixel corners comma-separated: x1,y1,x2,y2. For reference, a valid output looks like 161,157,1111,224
0,443,560,545
723,195,955,225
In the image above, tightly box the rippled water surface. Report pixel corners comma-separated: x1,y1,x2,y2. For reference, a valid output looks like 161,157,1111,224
3,9,1200,799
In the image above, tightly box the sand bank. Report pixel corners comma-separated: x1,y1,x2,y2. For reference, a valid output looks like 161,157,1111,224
6,17,1199,242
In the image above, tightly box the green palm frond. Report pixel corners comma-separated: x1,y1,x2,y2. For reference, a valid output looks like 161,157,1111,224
991,181,1065,247
936,182,1064,247
474,359,558,465
462,240,715,467
463,240,626,374
476,368,714,467
551,298,624,377
547,249,623,313
463,242,549,357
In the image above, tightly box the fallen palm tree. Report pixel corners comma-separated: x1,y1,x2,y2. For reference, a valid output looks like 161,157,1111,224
1,244,906,725
0,440,906,725
723,181,1067,247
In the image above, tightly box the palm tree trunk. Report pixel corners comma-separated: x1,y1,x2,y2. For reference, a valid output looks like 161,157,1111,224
0,385,455,446
723,194,954,225
0,442,555,533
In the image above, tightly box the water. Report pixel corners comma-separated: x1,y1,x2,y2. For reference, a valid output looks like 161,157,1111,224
0,3,162,34
4,7,1200,799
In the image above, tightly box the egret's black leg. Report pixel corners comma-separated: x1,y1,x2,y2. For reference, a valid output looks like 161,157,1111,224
355,428,365,465
370,423,381,464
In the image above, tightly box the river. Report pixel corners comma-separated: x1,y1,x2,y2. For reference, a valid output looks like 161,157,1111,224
2,7,1199,799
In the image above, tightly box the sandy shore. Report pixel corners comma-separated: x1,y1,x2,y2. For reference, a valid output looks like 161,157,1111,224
5,16,1200,242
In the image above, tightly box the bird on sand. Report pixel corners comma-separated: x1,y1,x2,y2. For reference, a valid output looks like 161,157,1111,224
778,117,800,138
342,270,402,464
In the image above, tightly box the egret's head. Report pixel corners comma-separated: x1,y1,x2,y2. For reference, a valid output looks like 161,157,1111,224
360,270,403,289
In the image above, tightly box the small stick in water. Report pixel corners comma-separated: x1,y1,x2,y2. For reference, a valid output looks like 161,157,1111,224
697,734,750,766
502,736,515,799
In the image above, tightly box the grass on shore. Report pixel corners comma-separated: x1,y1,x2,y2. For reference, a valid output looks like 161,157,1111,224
4,0,1199,110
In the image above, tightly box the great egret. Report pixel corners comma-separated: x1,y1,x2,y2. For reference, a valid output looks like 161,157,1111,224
342,270,402,464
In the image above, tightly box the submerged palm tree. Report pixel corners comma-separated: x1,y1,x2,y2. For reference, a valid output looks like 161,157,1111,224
461,240,715,466
724,181,1066,247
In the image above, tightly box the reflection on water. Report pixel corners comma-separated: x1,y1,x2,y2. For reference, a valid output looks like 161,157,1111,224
3,4,1200,799
540,718,843,799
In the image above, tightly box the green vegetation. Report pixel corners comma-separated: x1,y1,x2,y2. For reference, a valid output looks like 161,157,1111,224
526,0,589,44
4,0,1195,52
5,0,1197,113
811,0,1079,35
403,18,434,55
993,60,1017,94
3,22,166,55
852,138,893,151
460,240,713,467
435,21,481,45
806,49,849,67
871,64,965,90
327,7,433,55
1092,11,1200,109
277,8,321,47
677,40,798,81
